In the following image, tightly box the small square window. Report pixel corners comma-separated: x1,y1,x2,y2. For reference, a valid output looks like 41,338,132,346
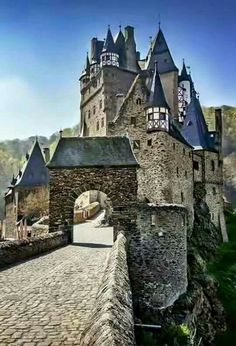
159,113,166,121
147,139,152,147
133,140,140,150
193,161,199,170
211,160,215,172
131,117,136,126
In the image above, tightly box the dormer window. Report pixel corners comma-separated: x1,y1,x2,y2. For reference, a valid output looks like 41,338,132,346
146,106,169,132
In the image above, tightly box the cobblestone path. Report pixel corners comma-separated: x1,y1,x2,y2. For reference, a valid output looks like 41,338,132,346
0,228,112,345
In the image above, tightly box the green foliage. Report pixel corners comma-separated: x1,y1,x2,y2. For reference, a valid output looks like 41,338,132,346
0,124,79,219
209,212,236,345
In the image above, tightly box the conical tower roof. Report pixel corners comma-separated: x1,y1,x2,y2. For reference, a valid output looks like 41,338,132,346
147,28,178,73
14,138,49,187
181,95,212,149
179,60,191,82
147,61,170,109
115,27,126,67
103,26,116,53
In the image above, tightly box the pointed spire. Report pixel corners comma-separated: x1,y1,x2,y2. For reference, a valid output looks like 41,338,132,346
147,60,170,109
115,26,126,67
103,26,116,53
85,52,90,74
179,59,190,82
181,93,211,149
147,28,177,73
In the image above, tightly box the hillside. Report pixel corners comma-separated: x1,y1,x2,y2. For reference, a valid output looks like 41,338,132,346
0,106,236,219
0,125,79,219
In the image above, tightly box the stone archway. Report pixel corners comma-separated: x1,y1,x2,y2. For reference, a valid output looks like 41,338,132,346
48,167,138,237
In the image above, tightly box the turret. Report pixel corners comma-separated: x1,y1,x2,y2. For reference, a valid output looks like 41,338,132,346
145,61,170,132
80,53,90,90
124,26,139,72
100,26,119,67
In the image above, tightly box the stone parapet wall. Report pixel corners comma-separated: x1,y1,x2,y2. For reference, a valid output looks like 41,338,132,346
0,231,68,269
80,233,135,346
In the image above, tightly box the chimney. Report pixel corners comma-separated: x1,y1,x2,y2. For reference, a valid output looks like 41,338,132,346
91,37,97,62
124,26,134,41
43,147,50,163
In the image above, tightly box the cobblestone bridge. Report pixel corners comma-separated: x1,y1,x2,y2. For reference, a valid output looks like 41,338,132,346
0,219,113,345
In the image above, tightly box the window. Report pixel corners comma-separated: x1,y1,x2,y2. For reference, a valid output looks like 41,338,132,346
131,117,136,126
101,118,105,128
151,214,156,226
147,139,152,147
211,160,215,172
193,161,199,170
185,171,187,179
181,192,184,203
183,148,185,155
173,143,176,150
99,99,102,109
213,187,216,195
133,140,140,150
176,167,179,177
93,105,96,115
189,152,191,158
136,98,141,105
88,110,91,119
96,121,99,131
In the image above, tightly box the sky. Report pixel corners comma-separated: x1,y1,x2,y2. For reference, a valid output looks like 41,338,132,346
0,0,235,140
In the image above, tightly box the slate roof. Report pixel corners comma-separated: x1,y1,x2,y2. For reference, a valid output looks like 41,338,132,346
181,95,212,150
115,29,126,67
47,136,139,168
179,61,190,82
146,61,170,109
147,29,178,73
102,27,117,53
91,38,104,63
14,139,49,188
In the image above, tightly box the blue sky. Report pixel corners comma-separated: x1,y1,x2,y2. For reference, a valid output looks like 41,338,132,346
0,0,235,140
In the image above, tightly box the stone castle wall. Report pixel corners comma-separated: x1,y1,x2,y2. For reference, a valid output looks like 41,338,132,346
127,204,188,319
80,233,135,346
49,167,138,230
108,76,194,222
81,66,136,136
0,230,68,269
4,201,17,239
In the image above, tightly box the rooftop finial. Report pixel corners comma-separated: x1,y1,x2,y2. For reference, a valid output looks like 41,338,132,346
108,24,110,30
158,14,161,29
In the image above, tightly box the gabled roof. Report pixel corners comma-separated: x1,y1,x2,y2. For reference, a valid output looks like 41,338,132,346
146,61,170,109
47,136,139,169
146,29,178,73
181,94,212,150
102,27,116,53
14,139,49,188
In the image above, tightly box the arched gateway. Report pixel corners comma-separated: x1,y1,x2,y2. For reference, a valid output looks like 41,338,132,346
47,136,138,237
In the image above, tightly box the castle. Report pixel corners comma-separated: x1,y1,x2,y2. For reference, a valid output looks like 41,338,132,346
79,24,227,239
3,24,228,325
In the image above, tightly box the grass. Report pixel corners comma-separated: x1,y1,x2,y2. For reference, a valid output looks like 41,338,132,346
208,212,236,345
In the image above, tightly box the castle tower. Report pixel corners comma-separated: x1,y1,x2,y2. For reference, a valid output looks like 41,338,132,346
146,28,178,117
100,26,119,67
178,60,193,122
145,61,170,132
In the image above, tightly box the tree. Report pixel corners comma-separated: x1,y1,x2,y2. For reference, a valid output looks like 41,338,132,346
18,187,49,219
